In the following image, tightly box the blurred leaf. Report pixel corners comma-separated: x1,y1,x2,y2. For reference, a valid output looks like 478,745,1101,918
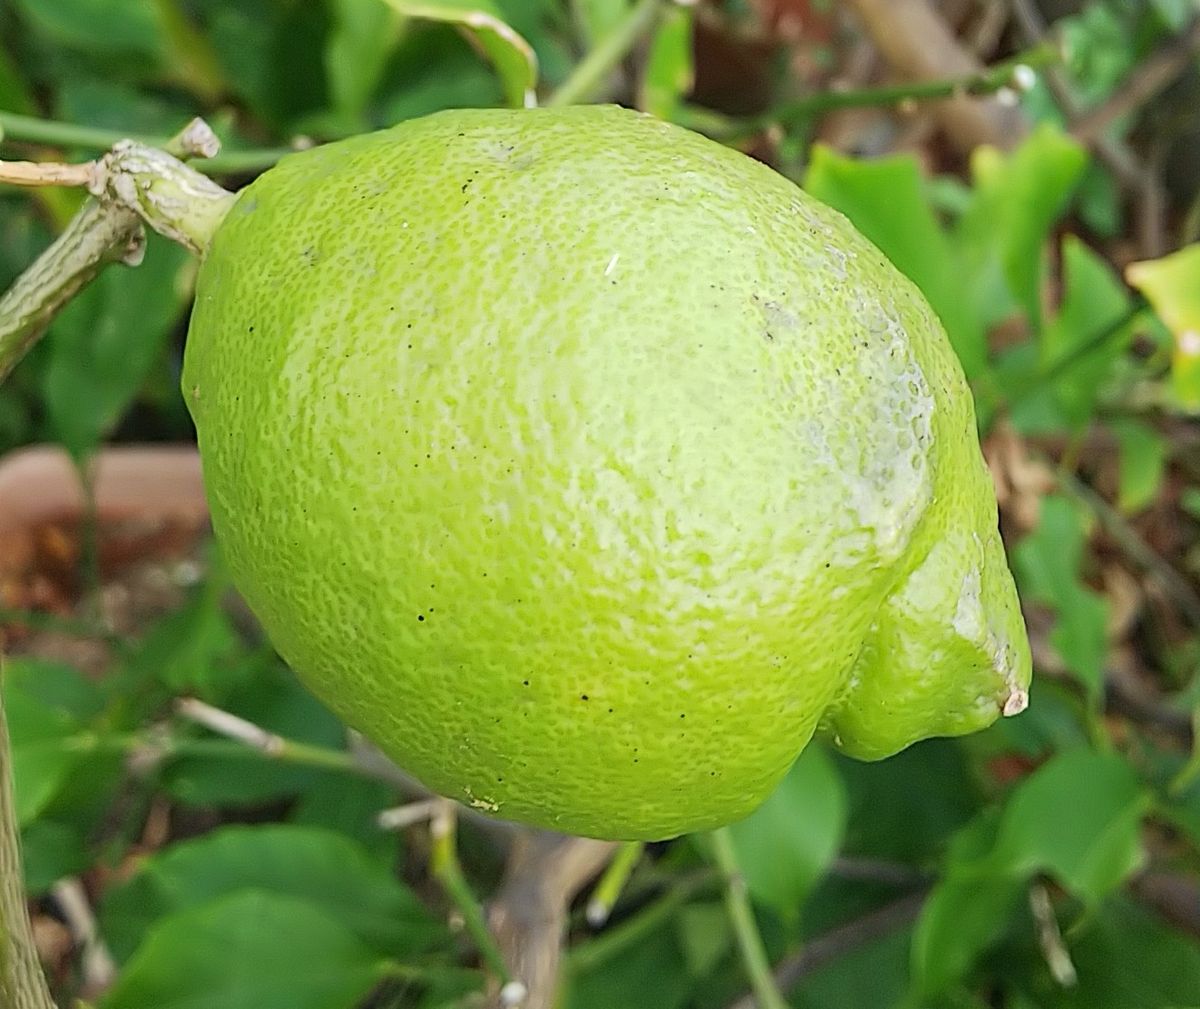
911,749,1146,999
674,901,730,978
125,579,242,701
374,23,503,123
572,0,631,48
326,0,403,128
957,125,1088,329
991,749,1147,901
640,3,693,120
203,1,332,133
289,775,402,862
13,0,166,60
4,661,91,825
726,745,847,924
836,739,980,863
1036,235,1133,428
911,873,1024,999
794,925,912,1009
564,928,693,1009
805,147,986,377
379,0,538,107
56,76,196,139
20,819,91,895
1111,419,1167,514
0,41,36,113
1026,898,1200,1009
1127,243,1200,410
1013,495,1108,697
42,233,190,460
101,890,387,1009
101,824,442,964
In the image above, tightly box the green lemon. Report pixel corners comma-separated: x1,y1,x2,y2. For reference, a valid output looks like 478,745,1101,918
183,105,1031,841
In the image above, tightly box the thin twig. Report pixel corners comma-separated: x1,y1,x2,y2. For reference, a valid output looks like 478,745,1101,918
377,797,441,831
0,111,294,176
429,800,513,986
50,878,117,997
0,158,97,188
173,697,391,776
566,870,718,974
586,840,644,927
1071,15,1200,143
1056,469,1200,629
1009,0,1168,256
842,0,1029,152
546,0,664,107
710,827,788,1009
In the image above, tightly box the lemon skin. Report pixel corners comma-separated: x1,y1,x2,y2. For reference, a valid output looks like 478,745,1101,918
183,105,1031,840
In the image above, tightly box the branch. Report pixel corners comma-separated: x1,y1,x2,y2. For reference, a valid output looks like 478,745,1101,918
0,199,142,384
1071,15,1200,144
710,827,788,1009
841,0,1028,152
487,831,616,1009
0,111,293,176
0,670,57,1009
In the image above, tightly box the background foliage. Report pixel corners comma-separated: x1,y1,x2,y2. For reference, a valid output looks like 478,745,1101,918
2,1,1199,1007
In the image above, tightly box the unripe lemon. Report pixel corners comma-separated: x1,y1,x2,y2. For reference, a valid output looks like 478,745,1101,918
183,105,1031,840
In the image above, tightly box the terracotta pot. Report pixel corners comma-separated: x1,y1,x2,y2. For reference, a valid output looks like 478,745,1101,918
0,444,209,607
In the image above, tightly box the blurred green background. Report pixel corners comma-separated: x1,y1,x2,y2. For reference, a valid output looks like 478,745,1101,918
1,1,1199,1008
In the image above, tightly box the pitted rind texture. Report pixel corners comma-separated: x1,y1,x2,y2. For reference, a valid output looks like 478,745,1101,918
183,105,1032,840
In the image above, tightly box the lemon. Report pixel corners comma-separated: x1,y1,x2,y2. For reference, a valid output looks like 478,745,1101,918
182,105,1030,840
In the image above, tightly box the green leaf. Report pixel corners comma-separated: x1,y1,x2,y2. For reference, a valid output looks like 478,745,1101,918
572,0,632,48
288,775,402,863
1031,898,1200,1009
14,0,166,60
42,232,190,460
794,925,912,1009
564,928,693,1009
1037,235,1133,428
990,749,1147,901
101,891,387,1009
836,739,980,863
325,0,403,127
640,3,693,120
726,745,846,924
4,661,89,825
373,24,504,123
379,0,538,108
124,579,242,700
101,824,441,964
1111,419,1167,514
804,147,986,377
956,125,1088,329
21,819,91,895
911,872,1024,999
1013,495,1108,697
1126,243,1200,410
674,901,730,978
